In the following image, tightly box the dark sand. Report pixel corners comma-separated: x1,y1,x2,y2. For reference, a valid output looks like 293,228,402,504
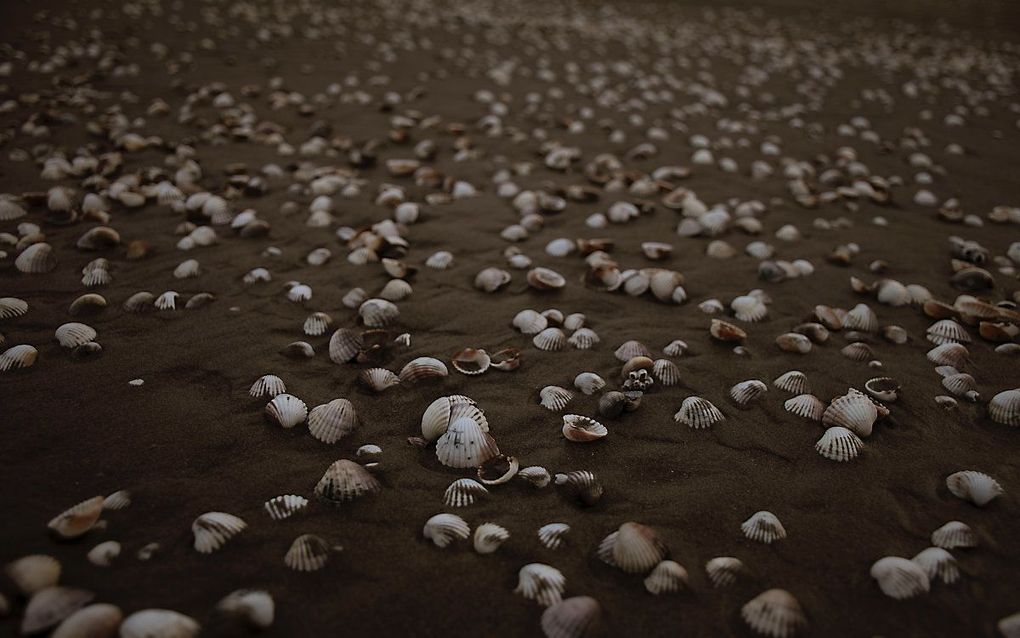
1,0,1018,636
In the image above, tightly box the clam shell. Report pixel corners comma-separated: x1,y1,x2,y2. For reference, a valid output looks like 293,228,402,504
540,386,574,411
597,522,667,573
741,589,806,638
359,298,399,327
249,374,286,398
264,495,309,521
516,563,566,607
562,414,608,442
946,470,1003,506
989,388,1020,426
512,309,548,335
926,342,969,368
527,267,567,290
473,523,509,554
706,557,745,588
303,312,333,336
942,372,979,401
1001,613,1020,638
822,390,878,437
120,610,199,638
815,427,863,462
328,328,363,364
519,466,552,488
308,399,358,443
732,295,768,322
444,478,489,507
21,587,95,635
538,523,570,550
315,459,380,504
5,555,60,595
870,556,930,599
573,372,606,396
742,511,786,544
360,367,401,392
52,603,123,638
398,357,448,383
436,416,499,468
554,470,603,506
421,395,487,442
0,344,38,371
652,359,681,386
281,341,314,358
285,534,332,571
474,267,512,292
192,512,246,553
123,291,154,313
911,548,960,585
16,242,57,273
926,319,971,345
644,560,690,595
217,589,274,629
451,348,491,375
48,496,104,539
730,379,768,407
614,340,652,361
675,396,724,429
423,513,470,548
773,371,809,394
931,521,977,549
567,327,600,349
265,394,308,428
776,332,812,353
710,319,746,342
541,597,601,638
814,305,844,330
69,293,107,315
533,327,567,351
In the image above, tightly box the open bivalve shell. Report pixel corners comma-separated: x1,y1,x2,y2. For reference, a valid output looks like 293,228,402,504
562,415,608,442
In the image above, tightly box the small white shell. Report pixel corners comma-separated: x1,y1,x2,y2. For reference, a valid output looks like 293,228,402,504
265,394,308,428
674,396,724,429
472,523,509,554
705,557,745,588
533,327,567,351
398,357,448,383
741,589,806,638
540,386,574,411
249,374,286,398
567,327,600,349
423,513,470,548
597,522,667,573
54,323,97,348
870,556,930,599
741,511,786,544
515,563,566,607
192,512,246,553
86,541,120,567
652,359,681,386
989,388,1020,426
538,523,570,550
931,521,977,549
573,372,606,395
730,379,768,407
815,427,863,462
285,534,332,571
911,548,960,585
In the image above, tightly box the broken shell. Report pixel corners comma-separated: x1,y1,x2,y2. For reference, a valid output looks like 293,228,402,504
423,513,470,548
946,470,1003,506
285,534,332,571
538,523,570,550
473,523,510,554
562,415,608,442
264,495,309,521
48,496,104,539
742,511,786,544
444,478,489,507
315,459,381,504
870,556,930,599
308,399,358,443
706,557,745,588
815,427,864,462
741,589,806,638
478,455,519,485
265,394,308,428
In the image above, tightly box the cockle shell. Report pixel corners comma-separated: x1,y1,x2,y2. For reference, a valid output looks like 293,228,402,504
912,548,960,584
663,339,688,357
527,267,567,290
652,359,681,386
513,309,548,335
841,342,874,361
534,327,567,351
475,267,512,292
946,470,1003,506
931,521,977,549
732,295,768,322
614,340,652,361
555,471,604,506
815,427,863,462
421,395,488,442
328,328,363,364
0,297,29,319
444,478,489,507
675,396,724,429
359,298,399,327
538,523,570,550
436,417,499,468
870,556,930,599
217,590,274,629
120,610,199,638
473,523,509,554
741,589,806,638
68,293,104,316
398,357,448,382
21,587,95,635
16,242,57,273
644,560,690,595
574,372,606,395
264,495,309,521
360,367,401,392
52,604,123,638
742,511,786,543
250,374,286,398
303,312,333,336
567,327,600,350
822,389,878,437
562,415,608,442
927,342,969,368
0,344,38,371
308,399,358,444
773,371,809,394
315,459,381,504
154,291,178,310
942,372,979,401
540,386,574,411
706,557,745,588
54,323,97,348
989,388,1020,426
520,466,552,488
844,303,878,332
541,597,601,638
265,394,308,428
516,563,566,606
123,292,154,313
48,496,104,539
597,522,668,573
927,319,971,345
192,512,246,553
731,380,768,407
423,513,470,548
5,555,60,595
285,534,333,571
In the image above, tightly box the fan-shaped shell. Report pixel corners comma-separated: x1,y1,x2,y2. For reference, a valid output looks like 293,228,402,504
844,303,879,332
444,478,489,507
533,327,567,351
541,597,601,638
815,427,863,462
597,522,668,573
652,359,681,386
822,389,878,437
554,471,604,506
870,556,930,599
513,309,548,335
989,388,1020,426
706,557,745,588
16,242,57,273
21,587,96,635
123,291,154,313
912,548,960,585
5,555,60,595
573,372,606,395
308,399,358,443
741,589,806,638
436,416,499,468
538,523,570,550
217,589,274,629
516,563,566,607
520,466,552,488
423,513,470,548
265,394,308,428
540,386,574,411
0,344,38,371
474,267,512,292
154,291,178,310
328,328,363,364
315,459,381,504
285,534,332,571
303,312,333,336
264,495,309,521
249,374,286,398
473,523,509,554
614,340,652,361
927,342,969,368
0,297,29,319
358,298,399,327
644,560,690,595
567,327,600,350
927,319,971,345
742,511,786,544
942,372,979,401
120,610,199,638
931,521,977,549
773,371,809,394
732,295,768,322
946,470,1003,506
730,379,768,407
48,496,103,539
420,395,487,442
360,367,401,392
52,603,123,638
192,512,246,553
675,396,724,429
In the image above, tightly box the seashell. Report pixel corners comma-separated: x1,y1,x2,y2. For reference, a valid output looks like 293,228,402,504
912,548,960,585
706,556,745,588
841,342,874,361
815,427,863,462
477,454,519,485
652,359,681,386
360,368,401,392
315,459,381,504
563,313,586,331
784,394,824,421
342,287,366,309
136,543,160,561
538,523,570,550
516,563,567,607
927,342,969,368
451,348,491,375
308,399,358,443
264,495,309,521
562,415,608,442
931,521,977,549
87,541,121,567
574,372,606,395
359,298,399,327
730,380,768,407
776,333,812,354
444,478,489,507
475,267,512,292
357,444,383,463
398,357,448,382
52,603,123,638
927,319,971,345
507,462,549,488
996,343,1020,355
426,251,454,269
421,395,488,442
0,297,29,319
281,341,314,358
436,416,499,468
250,374,286,398
540,386,574,411
533,327,567,351
732,295,768,322
621,356,654,377
16,242,57,273
48,496,104,539
423,513,470,548
473,523,509,554
614,340,652,361
21,587,96,635
192,512,246,553
641,242,673,260
120,610,199,638
328,328,363,364
541,596,601,638
217,590,274,629
154,291,178,311
644,560,690,595
675,396,724,429
864,377,900,402
303,312,333,337
794,322,830,344
942,372,979,401
285,534,332,571
741,589,806,638
513,309,548,335
813,305,844,330
1001,613,1020,638
528,267,567,290
597,522,668,573
265,394,308,428
773,371,809,394
823,389,878,437
699,299,725,314
742,511,786,544
184,292,215,310
0,198,27,221
380,279,413,302
123,291,154,313
946,470,1003,506
5,555,61,595
710,319,746,342
870,556,930,599
69,293,107,316
554,470,604,506
0,343,38,372
568,327,600,350
989,388,1020,426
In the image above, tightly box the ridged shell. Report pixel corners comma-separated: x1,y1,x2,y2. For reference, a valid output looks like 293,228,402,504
358,298,399,327
732,295,768,322
742,511,786,544
399,357,449,382
942,372,979,401
359,367,401,392
644,560,690,595
0,297,29,319
822,390,878,437
931,521,977,549
0,344,38,371
249,374,286,398
264,394,308,428
308,399,358,443
303,312,333,336
912,548,960,584
706,557,745,588
815,427,863,462
315,460,380,503
926,319,971,345
773,371,809,394
730,379,768,406
120,610,199,638
436,416,499,468
538,523,570,550
21,587,95,635
513,309,548,335
48,496,104,539
425,251,453,269
541,597,601,638
423,513,470,547
515,563,566,606
533,327,567,351
328,328,363,364
154,291,178,310
285,534,332,571
192,512,246,553
946,470,1003,506
675,396,724,429
841,342,874,361
451,348,491,375
16,242,57,273
444,478,489,507
597,522,668,573
52,603,123,638
870,556,930,599
614,340,652,361
567,327,600,349
5,555,60,595
473,523,509,554
844,303,879,332
741,589,806,638
264,495,309,521
989,388,1020,426
421,395,488,442
554,470,604,506
574,372,606,395
520,466,552,488
540,386,574,411
927,342,969,368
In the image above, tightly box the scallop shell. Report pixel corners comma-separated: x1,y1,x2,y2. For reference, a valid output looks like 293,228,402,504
663,339,688,357
451,348,491,375
652,359,681,386
192,512,246,554
265,394,308,428
516,563,566,606
52,603,123,638
706,557,745,588
21,587,96,635
421,395,488,442
926,342,969,368
675,396,724,429
912,547,960,585
16,242,57,273
946,470,1003,506
119,610,199,638
989,388,1020,426
328,328,363,364
554,470,604,506
540,386,574,411
931,521,977,549
55,323,98,348
359,367,401,392
773,371,809,394
87,541,121,567
541,596,601,638
5,555,61,595
520,466,552,488
741,589,806,638
644,560,690,595
567,327,600,350
423,513,470,548
513,309,548,335
597,522,668,573
444,478,489,507
730,379,768,407
436,416,499,468
48,496,104,539
533,327,567,351
284,534,332,571
154,291,178,310
249,374,286,398
264,495,309,521
315,459,381,504
1,344,38,371
0,297,29,319
308,399,358,444
942,372,979,401
538,523,570,550
815,427,863,462
870,556,930,599
217,589,274,629
822,389,878,437
473,523,510,554
742,511,786,544
562,415,608,442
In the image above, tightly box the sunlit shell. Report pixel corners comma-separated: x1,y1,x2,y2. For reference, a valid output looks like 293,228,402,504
421,395,487,442
306,398,358,444
217,589,274,630
516,563,566,606
520,466,552,489
931,521,977,549
451,348,491,375
423,513,470,548
562,414,608,442
398,357,448,382
16,242,57,273
48,496,104,539
540,386,574,411
534,327,568,351
360,368,401,392
21,587,96,635
815,427,863,462
741,589,806,638
5,555,61,595
475,267,512,292
911,548,960,585
567,327,600,350
444,478,489,507
436,416,499,468
52,603,123,638
675,396,724,429
946,470,1003,506
541,596,601,638
249,374,286,398
644,560,690,595
1,344,38,372
285,534,332,571
706,557,745,588
265,394,307,428
0,297,29,319
554,470,604,506
926,342,969,368
538,523,571,550
359,298,399,327
730,380,768,407
989,388,1020,426
513,309,548,335
473,523,510,554
315,459,381,504
192,512,247,554
597,522,668,573
773,371,809,394
870,556,930,599
264,495,309,521
86,541,121,567
822,389,878,437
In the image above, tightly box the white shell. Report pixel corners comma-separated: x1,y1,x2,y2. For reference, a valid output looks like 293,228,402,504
20,586,94,634
541,597,601,638
574,372,606,395
473,523,509,554
822,389,878,437
540,386,574,411
303,312,333,336
989,388,1020,426
870,556,930,599
0,344,38,371
423,513,470,548
426,251,454,269
265,394,308,428
946,470,1003,506
398,357,449,383
119,610,199,638
519,466,552,488
436,416,499,468
314,459,380,503
307,399,358,443
5,555,61,595
815,427,863,462
285,534,332,571
54,323,97,348
515,563,566,607
538,523,570,550
567,327,600,349
52,604,123,638
192,512,247,553
730,379,768,406
358,298,399,327
912,548,960,584
48,496,104,539
597,522,667,573
420,395,488,442
533,327,567,351
249,374,286,398
644,560,690,595
741,589,806,638
444,478,489,507
674,396,724,429
931,521,977,549
705,557,744,588
512,309,548,335
785,394,824,421
773,371,809,394
86,541,121,567
264,495,309,521
652,359,681,386
741,511,786,544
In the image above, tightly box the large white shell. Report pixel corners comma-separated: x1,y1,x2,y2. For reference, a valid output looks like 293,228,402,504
265,394,308,428
946,470,1003,506
54,322,98,349
674,396,724,429
870,556,930,599
264,495,309,521
436,416,499,468
822,389,878,437
420,395,488,442
192,512,247,553
515,563,566,607
740,589,806,638
597,522,667,573
815,427,863,462
423,513,470,548
314,459,381,504
644,560,690,595
308,399,358,443
741,511,786,544
120,610,199,638
285,534,332,571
